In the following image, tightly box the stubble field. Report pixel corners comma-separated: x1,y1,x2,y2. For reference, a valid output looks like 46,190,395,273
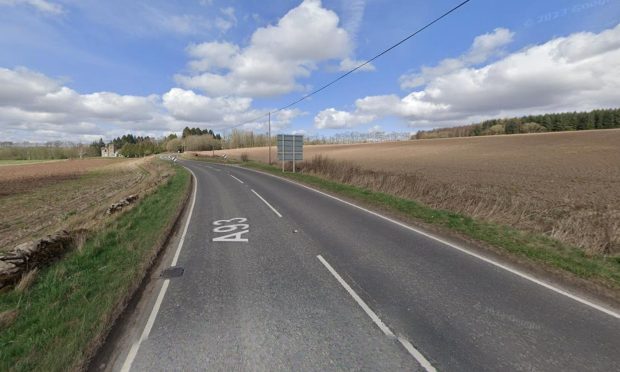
0,157,173,251
199,129,620,254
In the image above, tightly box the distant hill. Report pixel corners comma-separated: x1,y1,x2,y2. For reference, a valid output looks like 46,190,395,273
413,108,620,140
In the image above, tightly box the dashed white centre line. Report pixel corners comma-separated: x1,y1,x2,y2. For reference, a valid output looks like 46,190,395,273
230,174,244,184
251,189,282,218
235,165,620,320
317,255,436,372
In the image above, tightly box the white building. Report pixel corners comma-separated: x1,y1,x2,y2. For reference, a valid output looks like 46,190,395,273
101,144,120,157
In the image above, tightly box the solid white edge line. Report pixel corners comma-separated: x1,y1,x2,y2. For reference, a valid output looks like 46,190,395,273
317,255,392,336
230,174,244,184
120,168,199,372
119,280,170,372
171,169,198,266
317,255,436,372
233,165,620,320
397,337,436,372
251,189,283,218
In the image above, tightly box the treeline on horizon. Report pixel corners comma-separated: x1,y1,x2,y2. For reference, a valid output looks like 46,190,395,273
0,126,224,160
109,127,225,157
413,108,620,140
0,145,98,161
108,134,164,158
4,108,620,160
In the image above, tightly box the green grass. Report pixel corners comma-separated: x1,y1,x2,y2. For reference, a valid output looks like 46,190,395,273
0,159,65,166
193,157,620,290
0,165,191,371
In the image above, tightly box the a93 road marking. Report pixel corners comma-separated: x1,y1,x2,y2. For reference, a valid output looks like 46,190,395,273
212,218,249,242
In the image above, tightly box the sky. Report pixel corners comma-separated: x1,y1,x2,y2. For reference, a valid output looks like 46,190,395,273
0,0,619,143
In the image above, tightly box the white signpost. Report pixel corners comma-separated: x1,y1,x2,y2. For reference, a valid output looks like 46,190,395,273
276,134,303,172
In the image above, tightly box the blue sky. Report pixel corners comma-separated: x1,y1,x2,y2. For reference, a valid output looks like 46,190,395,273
0,0,619,142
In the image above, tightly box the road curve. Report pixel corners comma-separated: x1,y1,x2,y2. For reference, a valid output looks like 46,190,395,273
121,159,620,371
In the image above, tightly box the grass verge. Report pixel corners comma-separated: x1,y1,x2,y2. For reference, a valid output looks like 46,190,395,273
192,156,620,293
0,165,191,371
0,159,64,166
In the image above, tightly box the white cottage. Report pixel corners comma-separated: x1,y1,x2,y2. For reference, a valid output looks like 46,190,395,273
101,144,120,157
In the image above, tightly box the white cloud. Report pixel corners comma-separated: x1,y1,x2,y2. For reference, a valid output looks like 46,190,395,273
399,28,514,89
0,67,303,142
215,6,237,33
250,13,262,23
368,125,383,134
317,24,620,129
340,0,365,42
314,107,375,129
175,0,352,97
336,0,373,73
255,109,304,133
80,92,159,121
0,68,158,123
0,67,61,105
141,7,216,36
65,2,236,38
161,14,207,35
186,41,240,72
0,0,63,15
338,57,375,72
220,7,236,20
162,88,252,123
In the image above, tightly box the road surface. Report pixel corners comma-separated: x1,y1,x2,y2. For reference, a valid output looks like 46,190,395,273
118,159,620,371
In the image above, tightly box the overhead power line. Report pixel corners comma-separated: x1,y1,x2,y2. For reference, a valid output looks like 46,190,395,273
229,0,471,130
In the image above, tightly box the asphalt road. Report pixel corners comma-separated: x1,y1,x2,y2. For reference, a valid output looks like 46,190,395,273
120,159,620,371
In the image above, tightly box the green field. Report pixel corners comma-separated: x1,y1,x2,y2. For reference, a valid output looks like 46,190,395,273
0,159,65,166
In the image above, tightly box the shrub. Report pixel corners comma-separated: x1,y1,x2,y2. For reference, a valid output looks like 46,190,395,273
183,135,222,151
487,124,506,135
165,138,183,152
521,122,547,133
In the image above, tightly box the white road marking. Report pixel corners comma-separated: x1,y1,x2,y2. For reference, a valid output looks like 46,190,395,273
212,218,249,242
317,256,391,336
121,280,170,372
317,255,436,372
172,169,198,266
251,189,282,218
120,168,199,372
205,165,221,172
230,174,244,184
234,165,620,320
397,336,436,372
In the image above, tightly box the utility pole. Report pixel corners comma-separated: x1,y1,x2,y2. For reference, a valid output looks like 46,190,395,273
268,112,271,165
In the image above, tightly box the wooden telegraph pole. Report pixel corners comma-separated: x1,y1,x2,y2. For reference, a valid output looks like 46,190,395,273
268,112,271,165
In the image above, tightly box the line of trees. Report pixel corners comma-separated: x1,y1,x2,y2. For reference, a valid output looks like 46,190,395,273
0,141,102,160
98,134,165,158
414,108,620,140
222,129,271,149
0,146,95,160
165,127,223,152
0,126,225,160
118,141,164,157
182,127,222,140
166,135,223,152
168,128,271,152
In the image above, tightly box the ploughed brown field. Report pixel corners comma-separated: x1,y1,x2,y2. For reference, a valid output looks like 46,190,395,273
0,157,172,251
196,129,620,254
